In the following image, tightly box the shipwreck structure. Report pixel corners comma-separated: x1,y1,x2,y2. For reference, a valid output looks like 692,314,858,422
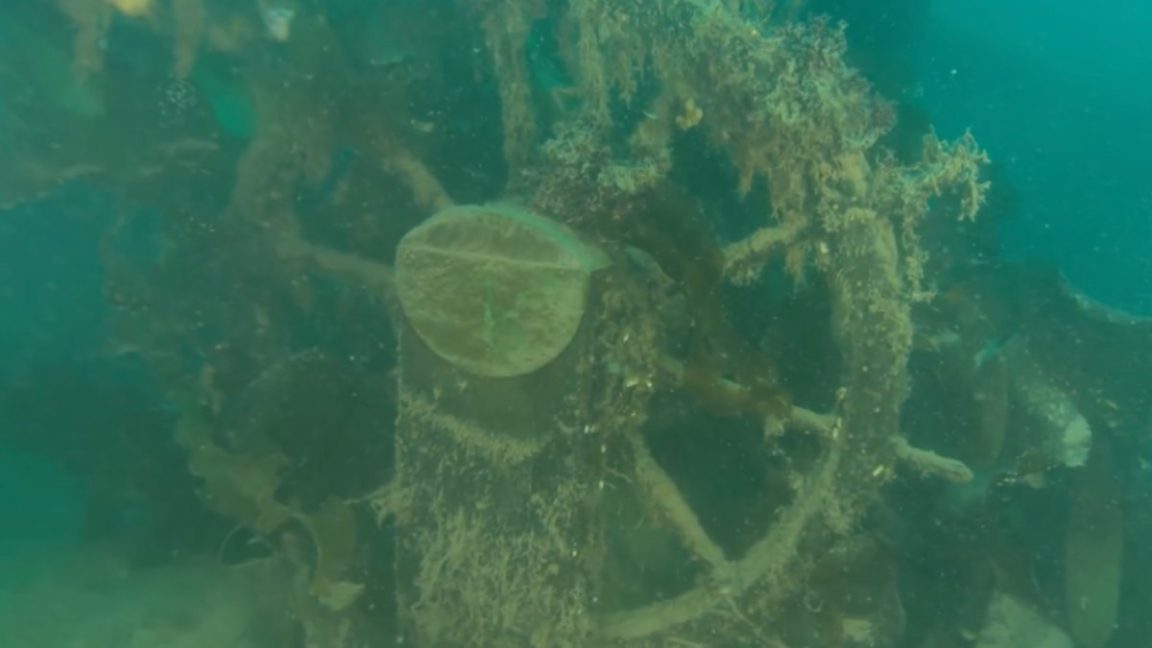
2,1,1149,647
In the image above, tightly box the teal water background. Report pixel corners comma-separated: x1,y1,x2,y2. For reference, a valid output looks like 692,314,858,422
0,1,1148,643
919,0,1152,314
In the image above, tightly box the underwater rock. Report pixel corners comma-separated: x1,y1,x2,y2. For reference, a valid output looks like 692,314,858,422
976,592,1072,648
107,0,154,18
255,0,296,42
1006,337,1093,469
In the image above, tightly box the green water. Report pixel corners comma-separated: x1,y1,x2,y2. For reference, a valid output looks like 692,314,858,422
1,1,1149,646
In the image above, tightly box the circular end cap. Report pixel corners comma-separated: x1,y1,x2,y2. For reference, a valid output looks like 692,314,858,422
396,204,609,377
